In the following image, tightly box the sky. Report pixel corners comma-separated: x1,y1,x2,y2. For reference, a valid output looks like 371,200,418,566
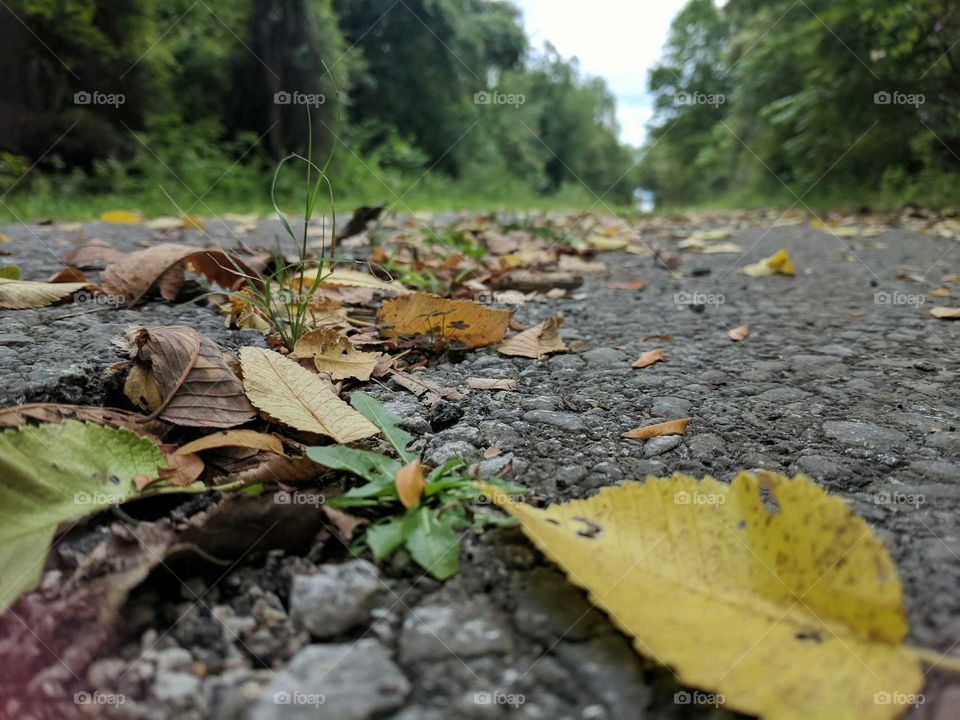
514,0,690,147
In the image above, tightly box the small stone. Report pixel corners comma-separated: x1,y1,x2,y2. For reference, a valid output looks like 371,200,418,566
797,455,845,477
910,460,960,483
399,596,513,662
424,440,480,466
651,396,692,417
513,568,606,642
428,400,463,431
152,671,200,702
289,560,382,638
87,658,127,688
687,433,725,460
580,347,627,367
927,432,960,455
643,435,682,457
555,635,650,718
822,421,907,451
0,333,32,346
522,409,585,432
249,640,409,720
154,647,194,674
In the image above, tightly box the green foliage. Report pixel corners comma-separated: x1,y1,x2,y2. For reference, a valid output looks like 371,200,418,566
306,392,523,579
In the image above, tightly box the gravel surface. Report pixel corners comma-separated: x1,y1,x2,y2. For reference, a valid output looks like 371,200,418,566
1,213,959,719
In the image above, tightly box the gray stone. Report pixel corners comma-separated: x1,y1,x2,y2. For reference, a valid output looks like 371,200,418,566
86,658,127,688
797,455,845,477
471,453,514,479
822,421,908,451
910,460,960,483
522,409,586,432
555,635,650,718
0,333,32,345
513,568,606,642
399,596,513,662
687,433,725,460
926,432,960,455
650,396,692,417
643,435,682,457
249,640,409,720
424,440,481,466
152,671,201,702
580,347,628,367
437,425,484,446
289,561,383,638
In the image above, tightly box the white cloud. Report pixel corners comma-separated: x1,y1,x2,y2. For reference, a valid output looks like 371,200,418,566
513,0,689,146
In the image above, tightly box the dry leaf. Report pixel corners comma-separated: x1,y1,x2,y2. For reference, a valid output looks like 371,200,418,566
129,326,255,427
498,315,567,359
930,307,960,319
395,458,425,509
558,254,608,275
928,287,949,297
742,249,795,277
623,418,690,439
321,506,368,540
101,243,258,306
299,267,410,295
293,327,381,381
643,334,674,342
389,370,462,400
176,429,284,456
632,349,664,368
48,268,88,284
851,311,866,319
605,279,646,290
239,347,378,443
100,210,142,224
0,278,91,309
466,378,518,391
154,451,205,488
728,325,750,341
483,471,933,720
124,363,162,412
378,292,512,348
0,403,169,439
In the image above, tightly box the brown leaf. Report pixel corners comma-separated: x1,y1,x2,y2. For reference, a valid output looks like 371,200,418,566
466,377,518,391
606,279,647,290
395,458,426,509
48,268,88,284
493,270,583,292
378,292,512,348
483,447,502,459
153,451,205,488
292,327,382,381
498,315,568,359
100,243,258,306
643,334,674,342
321,506,368,540
61,239,129,268
632,349,665,368
390,370,462,400
728,325,750,342
176,429,284,456
130,326,256,427
0,403,169,439
124,363,163,412
930,307,960,319
623,418,691,440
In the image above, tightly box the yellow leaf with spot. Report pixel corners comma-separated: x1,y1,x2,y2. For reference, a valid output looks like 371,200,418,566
100,210,142,224
742,249,795,277
378,292,512,349
483,471,942,720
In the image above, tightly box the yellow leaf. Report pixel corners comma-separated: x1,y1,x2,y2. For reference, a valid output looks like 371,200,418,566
930,307,960,319
100,210,142,224
928,287,949,297
176,429,284,456
588,233,629,251
395,458,425,509
742,249,795,277
239,347,378,443
728,324,750,341
0,278,90,309
466,377,517,391
623,418,690,439
123,363,162,412
482,471,925,720
378,292,512,349
497,315,567,359
632,349,664,368
292,328,381,381
299,267,410,295
178,214,205,230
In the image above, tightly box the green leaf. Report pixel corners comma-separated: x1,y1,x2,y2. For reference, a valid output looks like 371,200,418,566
0,421,164,609
366,513,415,560
306,445,401,484
350,392,414,461
0,266,21,280
405,507,462,580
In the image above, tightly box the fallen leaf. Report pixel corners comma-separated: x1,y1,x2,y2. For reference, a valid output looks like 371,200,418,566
0,403,169,438
498,315,567,359
466,378,518,391
605,279,646,290
124,363,162,412
128,326,256,427
299,267,410,295
558,254,608,275
632,349,664,368
643,334,674,342
700,241,744,254
100,210,142,224
48,267,87,284
0,266,21,280
742,249,795,277
321,506,368,540
239,347,378,443
154,451,204,488
0,278,91,309
483,447,502,459
389,370,462,401
484,471,930,720
378,292,512,348
851,311,866,319
930,307,960,319
395,458,426,509
928,287,950,297
293,327,381,381
335,205,384,241
623,418,690,439
178,214,205,230
101,243,258,305
728,325,750,341
176,429,284,456
0,420,164,608
62,239,129,268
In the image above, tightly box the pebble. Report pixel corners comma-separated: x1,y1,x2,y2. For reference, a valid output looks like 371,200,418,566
399,597,513,662
643,435,682,457
822,421,908,451
289,561,383,638
424,440,481,466
522,409,586,432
